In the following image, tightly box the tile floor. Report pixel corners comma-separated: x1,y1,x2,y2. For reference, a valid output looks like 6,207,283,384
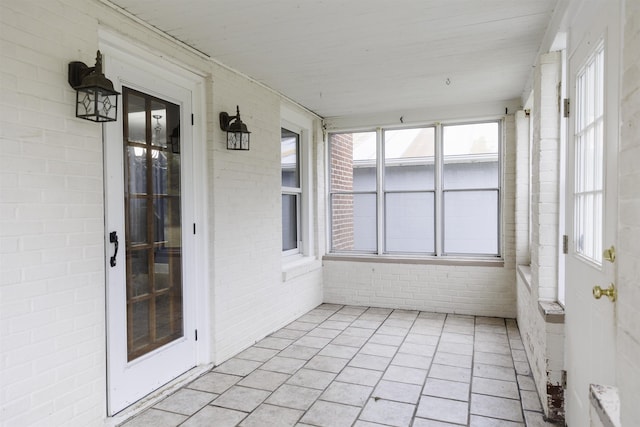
120,304,560,427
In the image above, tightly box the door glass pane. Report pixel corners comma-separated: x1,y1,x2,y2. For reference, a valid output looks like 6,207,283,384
385,192,435,253
574,43,604,264
443,190,499,255
124,88,183,361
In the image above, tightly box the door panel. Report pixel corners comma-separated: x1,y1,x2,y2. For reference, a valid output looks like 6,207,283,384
104,54,196,415
565,2,619,426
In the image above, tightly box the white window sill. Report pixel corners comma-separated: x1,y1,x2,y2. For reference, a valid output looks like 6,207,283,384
282,256,322,282
323,254,504,267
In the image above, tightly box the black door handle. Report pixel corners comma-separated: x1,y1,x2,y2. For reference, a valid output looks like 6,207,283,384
109,231,119,267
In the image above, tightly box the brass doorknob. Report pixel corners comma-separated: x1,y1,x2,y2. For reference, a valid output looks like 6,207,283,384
593,283,616,302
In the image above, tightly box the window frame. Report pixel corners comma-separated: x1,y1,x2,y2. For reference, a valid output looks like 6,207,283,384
328,119,504,259
281,127,302,256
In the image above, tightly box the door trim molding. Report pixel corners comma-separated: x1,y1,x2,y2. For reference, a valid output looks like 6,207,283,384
99,31,210,415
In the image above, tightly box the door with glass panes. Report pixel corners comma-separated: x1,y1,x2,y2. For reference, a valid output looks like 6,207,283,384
104,53,197,415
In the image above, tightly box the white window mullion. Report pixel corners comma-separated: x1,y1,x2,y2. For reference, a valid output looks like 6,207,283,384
434,123,443,256
376,127,385,255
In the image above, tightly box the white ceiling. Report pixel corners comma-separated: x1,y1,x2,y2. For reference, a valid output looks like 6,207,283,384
106,0,560,119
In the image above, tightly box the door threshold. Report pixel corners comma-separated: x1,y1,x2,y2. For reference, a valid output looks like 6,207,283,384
105,363,213,427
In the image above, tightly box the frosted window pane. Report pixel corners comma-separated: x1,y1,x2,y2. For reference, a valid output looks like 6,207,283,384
385,192,435,253
444,190,498,255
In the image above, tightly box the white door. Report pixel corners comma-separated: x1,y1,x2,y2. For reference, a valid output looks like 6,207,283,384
564,2,619,426
104,52,198,415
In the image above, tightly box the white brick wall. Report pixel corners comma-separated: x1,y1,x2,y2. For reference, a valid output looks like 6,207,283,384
515,51,565,421
1,0,323,425
324,115,518,319
618,1,640,424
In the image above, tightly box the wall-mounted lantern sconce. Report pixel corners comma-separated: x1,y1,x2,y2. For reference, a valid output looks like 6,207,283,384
219,106,251,150
68,50,120,122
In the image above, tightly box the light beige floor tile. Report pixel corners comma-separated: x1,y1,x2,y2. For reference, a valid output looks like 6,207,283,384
300,400,361,427
440,332,474,345
404,333,440,346
472,377,519,399
516,374,536,391
341,326,376,338
286,368,336,389
320,381,373,406
429,363,472,383
265,384,322,410
329,313,359,322
349,353,392,371
187,371,242,394
433,351,472,368
373,380,422,404
318,343,359,359
368,334,405,346
351,319,383,329
377,325,410,337
319,320,351,330
295,335,332,349
437,341,474,356
398,342,436,357
523,410,559,426
359,398,416,426
331,333,369,347
305,354,349,373
473,350,515,368
474,340,511,355
212,386,271,412
239,403,303,427
470,393,524,423
255,336,295,350
473,363,516,382
422,377,470,401
336,366,383,386
514,361,531,375
520,389,543,411
278,345,320,360
181,406,247,427
306,327,342,339
154,388,216,415
260,355,306,374
287,321,318,332
237,369,290,391
353,421,388,427
416,395,469,425
412,418,464,426
383,365,428,385
270,328,307,340
121,409,187,427
360,342,398,357
236,346,280,362
213,358,262,376
469,414,524,426
391,353,432,370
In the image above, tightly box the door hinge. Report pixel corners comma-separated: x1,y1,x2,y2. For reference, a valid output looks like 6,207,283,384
563,98,570,118
562,235,569,254
193,223,196,234
191,114,194,125
195,329,198,341
562,370,567,389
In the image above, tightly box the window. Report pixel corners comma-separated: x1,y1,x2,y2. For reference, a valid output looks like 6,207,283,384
329,120,501,257
282,128,301,253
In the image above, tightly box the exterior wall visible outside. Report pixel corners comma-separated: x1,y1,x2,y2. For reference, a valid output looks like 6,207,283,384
323,115,517,319
618,1,640,424
0,0,323,425
515,51,565,422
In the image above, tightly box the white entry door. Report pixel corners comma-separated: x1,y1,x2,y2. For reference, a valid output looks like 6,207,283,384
104,52,198,415
564,2,619,426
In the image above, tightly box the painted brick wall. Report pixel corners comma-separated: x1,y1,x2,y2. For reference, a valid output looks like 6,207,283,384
0,2,110,426
515,51,565,422
324,115,517,319
618,1,640,424
209,64,323,362
0,0,324,425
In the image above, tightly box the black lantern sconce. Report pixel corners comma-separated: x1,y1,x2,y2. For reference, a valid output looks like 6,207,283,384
68,50,120,122
219,106,251,150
